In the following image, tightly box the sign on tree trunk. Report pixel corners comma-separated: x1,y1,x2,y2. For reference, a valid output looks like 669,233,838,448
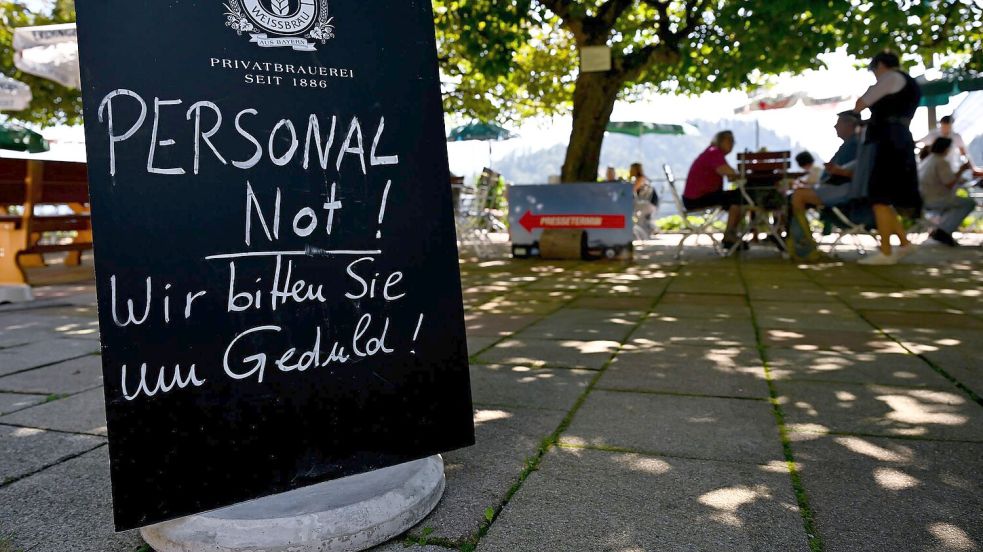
75,0,474,531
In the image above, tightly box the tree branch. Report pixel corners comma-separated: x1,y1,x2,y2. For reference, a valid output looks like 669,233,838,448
589,0,635,36
676,0,711,40
538,0,587,43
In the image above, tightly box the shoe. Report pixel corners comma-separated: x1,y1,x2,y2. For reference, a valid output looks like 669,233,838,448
858,252,898,265
928,229,958,247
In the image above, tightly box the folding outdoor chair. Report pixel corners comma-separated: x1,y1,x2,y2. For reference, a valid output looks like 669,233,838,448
663,164,724,259
455,168,501,258
819,202,876,256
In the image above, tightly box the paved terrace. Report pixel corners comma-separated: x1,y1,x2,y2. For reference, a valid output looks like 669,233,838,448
0,238,981,552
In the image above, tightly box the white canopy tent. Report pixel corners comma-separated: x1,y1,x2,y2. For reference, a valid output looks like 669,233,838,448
12,23,80,89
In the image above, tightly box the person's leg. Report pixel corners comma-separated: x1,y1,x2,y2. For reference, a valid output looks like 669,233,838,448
791,188,821,216
872,203,900,255
934,197,976,235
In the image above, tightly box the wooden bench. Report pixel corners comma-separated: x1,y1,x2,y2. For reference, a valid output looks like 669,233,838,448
0,158,92,285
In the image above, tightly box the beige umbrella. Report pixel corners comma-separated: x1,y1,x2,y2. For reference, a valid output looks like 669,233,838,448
0,73,32,111
12,23,80,89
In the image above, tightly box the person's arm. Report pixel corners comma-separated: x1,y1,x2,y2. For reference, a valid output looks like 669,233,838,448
855,71,905,111
937,161,960,189
716,163,739,179
823,162,854,178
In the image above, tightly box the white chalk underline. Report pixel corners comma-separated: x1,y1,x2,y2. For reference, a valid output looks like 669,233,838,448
205,250,382,260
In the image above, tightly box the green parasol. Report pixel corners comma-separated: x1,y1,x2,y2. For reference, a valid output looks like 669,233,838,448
0,122,49,153
605,121,698,137
918,71,983,107
447,122,517,142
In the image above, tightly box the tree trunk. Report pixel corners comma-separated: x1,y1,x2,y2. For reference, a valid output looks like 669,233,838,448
561,71,623,183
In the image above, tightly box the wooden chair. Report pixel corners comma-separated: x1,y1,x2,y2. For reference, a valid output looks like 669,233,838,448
0,158,92,285
736,151,791,252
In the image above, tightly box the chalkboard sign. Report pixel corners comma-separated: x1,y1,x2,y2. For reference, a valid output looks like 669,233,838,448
75,0,474,531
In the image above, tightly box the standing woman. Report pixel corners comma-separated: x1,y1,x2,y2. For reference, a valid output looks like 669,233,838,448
853,51,922,265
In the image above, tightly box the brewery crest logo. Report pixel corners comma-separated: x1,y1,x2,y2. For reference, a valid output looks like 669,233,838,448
224,0,335,51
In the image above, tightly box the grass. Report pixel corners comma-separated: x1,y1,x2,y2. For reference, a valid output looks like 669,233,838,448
0,535,22,552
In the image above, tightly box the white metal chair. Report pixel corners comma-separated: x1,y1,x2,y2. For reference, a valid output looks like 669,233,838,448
455,168,501,258
663,164,724,259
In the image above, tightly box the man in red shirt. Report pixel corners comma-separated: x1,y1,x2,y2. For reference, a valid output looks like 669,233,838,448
684,130,744,249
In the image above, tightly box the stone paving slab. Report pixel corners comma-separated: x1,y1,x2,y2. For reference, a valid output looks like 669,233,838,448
475,338,619,370
0,424,104,484
747,286,838,303
0,355,104,395
600,346,769,399
750,299,855,319
370,543,448,552
0,447,143,552
648,303,753,322
863,310,983,331
776,380,983,441
467,336,500,357
406,406,566,542
630,319,756,348
465,314,540,337
566,295,656,310
478,447,809,552
517,309,642,342
791,434,983,552
753,311,872,332
476,299,566,315
921,349,983,398
762,328,906,354
0,339,101,377
470,364,593,412
0,388,108,436
561,390,784,464
0,393,47,416
766,349,954,388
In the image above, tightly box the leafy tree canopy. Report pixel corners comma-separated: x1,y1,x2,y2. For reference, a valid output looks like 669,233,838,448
436,0,983,123
0,0,79,126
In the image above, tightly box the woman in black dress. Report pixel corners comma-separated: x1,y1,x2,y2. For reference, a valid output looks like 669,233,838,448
853,51,922,265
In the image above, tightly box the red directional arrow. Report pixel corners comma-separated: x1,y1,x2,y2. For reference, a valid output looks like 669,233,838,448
519,211,626,232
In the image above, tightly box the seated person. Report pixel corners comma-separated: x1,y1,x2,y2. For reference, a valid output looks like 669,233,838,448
794,151,823,188
918,115,983,177
630,162,658,235
683,130,745,249
918,137,976,247
604,166,623,182
786,112,866,260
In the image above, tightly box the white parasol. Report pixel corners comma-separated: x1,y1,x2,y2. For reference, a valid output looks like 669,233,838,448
0,73,32,111
12,23,80,89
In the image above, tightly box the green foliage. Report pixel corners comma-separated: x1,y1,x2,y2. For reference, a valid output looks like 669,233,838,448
0,0,80,126
435,0,983,124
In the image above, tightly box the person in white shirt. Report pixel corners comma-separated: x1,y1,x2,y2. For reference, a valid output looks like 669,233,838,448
793,151,823,188
918,116,983,177
918,137,976,247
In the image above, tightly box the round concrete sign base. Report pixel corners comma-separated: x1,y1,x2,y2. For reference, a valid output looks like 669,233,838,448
141,455,445,552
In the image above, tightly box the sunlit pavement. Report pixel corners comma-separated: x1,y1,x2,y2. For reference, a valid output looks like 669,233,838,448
0,236,980,551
